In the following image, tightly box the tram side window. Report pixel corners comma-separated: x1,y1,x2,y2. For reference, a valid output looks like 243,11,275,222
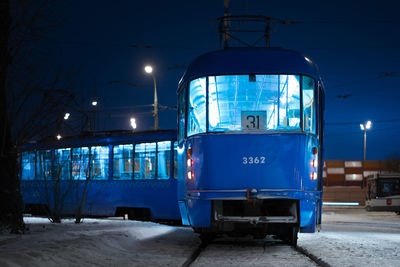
91,146,109,180
178,86,186,141
54,148,71,180
173,141,178,178
72,147,90,180
187,77,206,137
21,151,35,180
36,150,52,180
113,144,133,180
302,76,316,134
157,141,171,179
134,142,156,179
278,75,300,129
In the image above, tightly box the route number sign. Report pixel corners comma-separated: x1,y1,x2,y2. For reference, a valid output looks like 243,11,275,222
241,111,266,130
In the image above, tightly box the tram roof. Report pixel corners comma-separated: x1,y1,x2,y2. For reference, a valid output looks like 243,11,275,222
178,47,320,90
21,129,177,151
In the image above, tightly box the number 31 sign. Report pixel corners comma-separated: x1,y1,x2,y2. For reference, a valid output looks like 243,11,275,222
241,111,266,130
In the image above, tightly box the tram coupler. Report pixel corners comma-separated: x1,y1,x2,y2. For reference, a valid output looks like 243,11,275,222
246,189,257,201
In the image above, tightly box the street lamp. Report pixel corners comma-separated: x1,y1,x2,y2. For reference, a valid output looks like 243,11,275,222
64,113,70,120
144,65,158,130
56,134,62,140
130,117,137,130
90,100,98,131
360,120,372,161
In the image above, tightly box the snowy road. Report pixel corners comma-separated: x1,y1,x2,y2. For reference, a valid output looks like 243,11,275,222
188,239,319,267
0,207,399,266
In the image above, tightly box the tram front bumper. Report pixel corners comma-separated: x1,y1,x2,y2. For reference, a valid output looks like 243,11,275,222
185,189,320,231
215,215,297,224
186,189,319,201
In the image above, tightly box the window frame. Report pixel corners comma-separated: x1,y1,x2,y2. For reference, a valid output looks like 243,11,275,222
133,140,174,180
36,149,53,180
178,74,319,138
187,77,207,137
54,147,72,180
19,138,178,182
20,150,37,180
301,75,317,134
112,143,134,180
178,86,187,143
71,146,91,180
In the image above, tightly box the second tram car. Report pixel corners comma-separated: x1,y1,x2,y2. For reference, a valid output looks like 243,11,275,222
20,130,181,222
176,48,324,245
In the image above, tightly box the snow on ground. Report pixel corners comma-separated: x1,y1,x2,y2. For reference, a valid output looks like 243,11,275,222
0,217,200,267
0,208,399,267
298,207,400,267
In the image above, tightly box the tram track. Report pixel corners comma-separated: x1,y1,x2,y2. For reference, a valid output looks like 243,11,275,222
181,240,208,267
182,238,331,267
295,245,331,267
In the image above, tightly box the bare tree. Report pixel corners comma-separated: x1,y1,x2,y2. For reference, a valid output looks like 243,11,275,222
1,0,80,232
0,0,24,233
73,151,92,224
39,151,73,223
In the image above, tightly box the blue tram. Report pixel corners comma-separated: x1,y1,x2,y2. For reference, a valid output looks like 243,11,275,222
19,130,181,222
176,48,324,245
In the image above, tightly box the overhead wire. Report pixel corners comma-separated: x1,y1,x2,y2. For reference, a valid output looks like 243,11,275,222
326,126,400,137
326,118,400,126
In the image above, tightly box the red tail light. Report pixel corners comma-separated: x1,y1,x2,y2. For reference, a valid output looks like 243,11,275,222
312,147,318,155
187,159,193,167
310,172,317,180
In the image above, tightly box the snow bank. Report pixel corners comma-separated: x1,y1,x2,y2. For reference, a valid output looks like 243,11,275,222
299,207,400,267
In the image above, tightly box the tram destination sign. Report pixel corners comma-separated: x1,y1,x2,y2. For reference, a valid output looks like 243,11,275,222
241,111,266,130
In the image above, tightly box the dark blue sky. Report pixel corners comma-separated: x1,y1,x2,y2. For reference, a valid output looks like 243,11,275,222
45,0,400,160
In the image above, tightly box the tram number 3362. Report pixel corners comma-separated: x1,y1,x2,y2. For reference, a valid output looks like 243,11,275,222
242,156,266,165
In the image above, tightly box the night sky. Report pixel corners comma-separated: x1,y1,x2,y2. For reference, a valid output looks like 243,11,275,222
42,0,400,160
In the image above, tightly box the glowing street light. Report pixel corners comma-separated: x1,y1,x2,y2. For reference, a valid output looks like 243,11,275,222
56,134,62,140
64,113,70,120
144,65,153,74
360,120,372,161
144,65,158,130
90,100,98,131
130,117,137,130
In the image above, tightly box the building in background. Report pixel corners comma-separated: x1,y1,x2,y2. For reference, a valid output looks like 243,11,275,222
323,160,397,205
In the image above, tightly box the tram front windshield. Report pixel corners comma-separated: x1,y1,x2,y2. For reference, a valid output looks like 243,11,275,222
186,74,316,137
378,179,400,197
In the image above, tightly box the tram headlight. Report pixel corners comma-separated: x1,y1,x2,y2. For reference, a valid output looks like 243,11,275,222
187,171,194,180
187,158,193,167
311,159,318,168
311,172,318,180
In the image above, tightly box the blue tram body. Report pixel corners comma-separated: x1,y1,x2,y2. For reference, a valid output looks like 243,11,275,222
19,130,181,222
176,48,324,243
